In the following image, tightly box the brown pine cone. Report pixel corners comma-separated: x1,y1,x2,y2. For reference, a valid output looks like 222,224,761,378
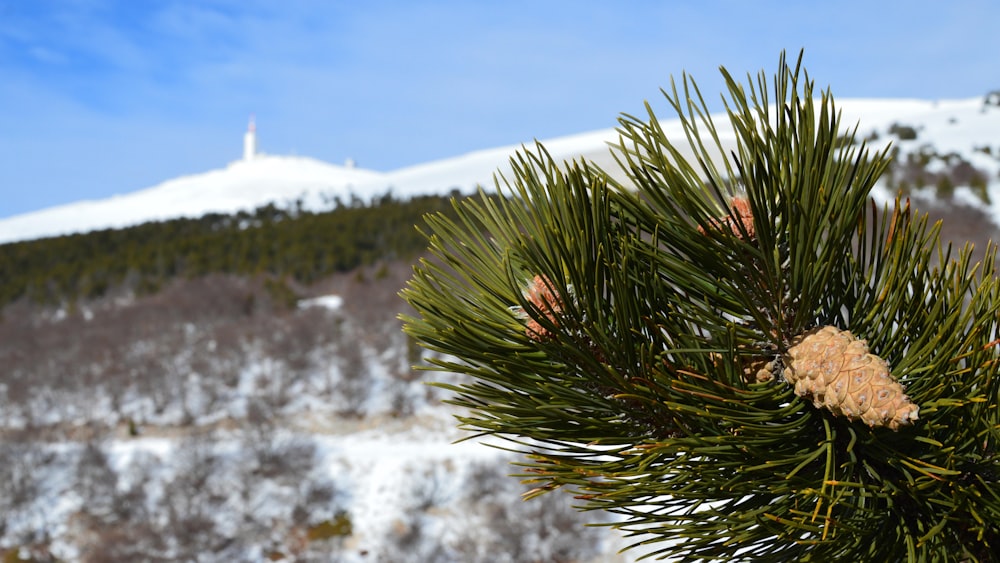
523,275,564,342
783,326,919,430
698,197,755,240
517,275,606,364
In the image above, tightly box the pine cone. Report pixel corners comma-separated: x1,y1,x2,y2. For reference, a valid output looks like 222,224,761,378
708,350,775,384
743,357,776,383
518,275,606,363
698,196,755,240
783,326,919,430
523,275,564,342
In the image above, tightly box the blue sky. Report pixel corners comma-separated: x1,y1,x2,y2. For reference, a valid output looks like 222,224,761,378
2,0,998,219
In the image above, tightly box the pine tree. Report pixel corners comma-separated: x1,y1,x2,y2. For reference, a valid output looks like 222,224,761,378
401,52,1000,561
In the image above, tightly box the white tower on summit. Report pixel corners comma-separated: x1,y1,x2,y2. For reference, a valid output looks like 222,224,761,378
243,114,257,161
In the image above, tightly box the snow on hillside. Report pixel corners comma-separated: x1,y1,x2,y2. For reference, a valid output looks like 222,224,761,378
0,156,385,244
3,95,997,245
839,97,1000,214
0,132,621,244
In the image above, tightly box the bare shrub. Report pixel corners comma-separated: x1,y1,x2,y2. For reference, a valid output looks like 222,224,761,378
448,460,609,563
263,305,337,376
157,434,232,559
889,122,918,140
248,432,317,482
338,260,413,342
74,440,119,522
0,441,58,546
0,442,45,523
77,524,167,563
334,337,370,418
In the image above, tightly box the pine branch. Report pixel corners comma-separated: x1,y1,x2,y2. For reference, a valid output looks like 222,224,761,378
401,50,1000,561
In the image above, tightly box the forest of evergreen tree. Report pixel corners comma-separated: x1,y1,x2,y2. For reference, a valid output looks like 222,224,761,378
0,191,472,309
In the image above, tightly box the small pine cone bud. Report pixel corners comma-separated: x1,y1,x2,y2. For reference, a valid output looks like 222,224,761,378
698,197,755,240
743,357,776,383
516,276,607,364
523,275,564,342
783,326,919,430
711,351,775,384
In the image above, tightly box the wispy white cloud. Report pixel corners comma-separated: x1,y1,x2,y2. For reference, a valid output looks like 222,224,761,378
2,0,1000,220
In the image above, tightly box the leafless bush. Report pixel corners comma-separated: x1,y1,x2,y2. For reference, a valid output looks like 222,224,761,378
247,431,318,482
156,433,245,560
0,441,58,547
74,440,119,522
265,306,339,372
334,337,370,418
77,524,169,563
447,460,609,563
62,446,165,562
0,442,44,524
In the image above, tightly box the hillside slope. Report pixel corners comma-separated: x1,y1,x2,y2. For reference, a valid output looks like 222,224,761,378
0,262,634,562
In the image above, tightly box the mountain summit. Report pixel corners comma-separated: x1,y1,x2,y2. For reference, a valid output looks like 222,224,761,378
0,156,385,244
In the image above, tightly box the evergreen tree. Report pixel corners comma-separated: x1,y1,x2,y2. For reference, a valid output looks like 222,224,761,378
401,52,1000,561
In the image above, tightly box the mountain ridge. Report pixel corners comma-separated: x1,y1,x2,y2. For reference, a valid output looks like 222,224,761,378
2,95,998,245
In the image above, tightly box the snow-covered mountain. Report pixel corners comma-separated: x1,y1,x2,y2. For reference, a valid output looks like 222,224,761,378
0,130,628,244
4,95,996,246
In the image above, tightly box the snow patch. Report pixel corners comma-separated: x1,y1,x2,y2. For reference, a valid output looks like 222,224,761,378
299,294,344,311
